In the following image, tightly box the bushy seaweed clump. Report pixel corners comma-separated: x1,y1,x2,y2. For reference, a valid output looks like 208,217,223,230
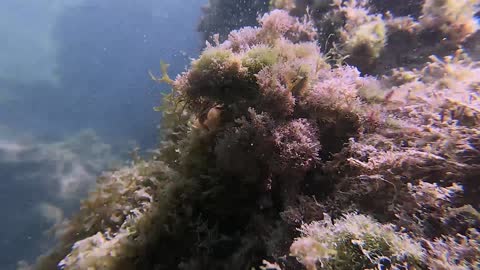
329,0,387,70
30,9,480,270
269,0,388,71
421,0,479,43
290,213,423,270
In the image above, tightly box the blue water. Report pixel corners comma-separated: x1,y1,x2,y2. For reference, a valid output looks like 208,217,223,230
0,0,206,268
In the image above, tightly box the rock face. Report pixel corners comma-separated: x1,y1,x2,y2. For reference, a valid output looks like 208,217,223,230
32,4,480,270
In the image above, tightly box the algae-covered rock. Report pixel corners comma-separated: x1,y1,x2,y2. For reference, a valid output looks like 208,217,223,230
31,6,480,270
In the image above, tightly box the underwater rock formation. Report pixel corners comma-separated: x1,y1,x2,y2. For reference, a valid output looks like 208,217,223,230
31,7,480,270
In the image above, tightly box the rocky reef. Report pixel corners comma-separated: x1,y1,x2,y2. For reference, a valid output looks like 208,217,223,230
27,3,480,270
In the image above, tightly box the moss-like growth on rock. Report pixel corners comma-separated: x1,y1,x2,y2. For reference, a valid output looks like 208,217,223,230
242,46,281,74
290,213,424,270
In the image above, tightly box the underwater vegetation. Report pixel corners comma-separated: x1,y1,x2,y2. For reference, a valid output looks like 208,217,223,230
270,0,480,74
203,0,480,74
26,2,480,270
